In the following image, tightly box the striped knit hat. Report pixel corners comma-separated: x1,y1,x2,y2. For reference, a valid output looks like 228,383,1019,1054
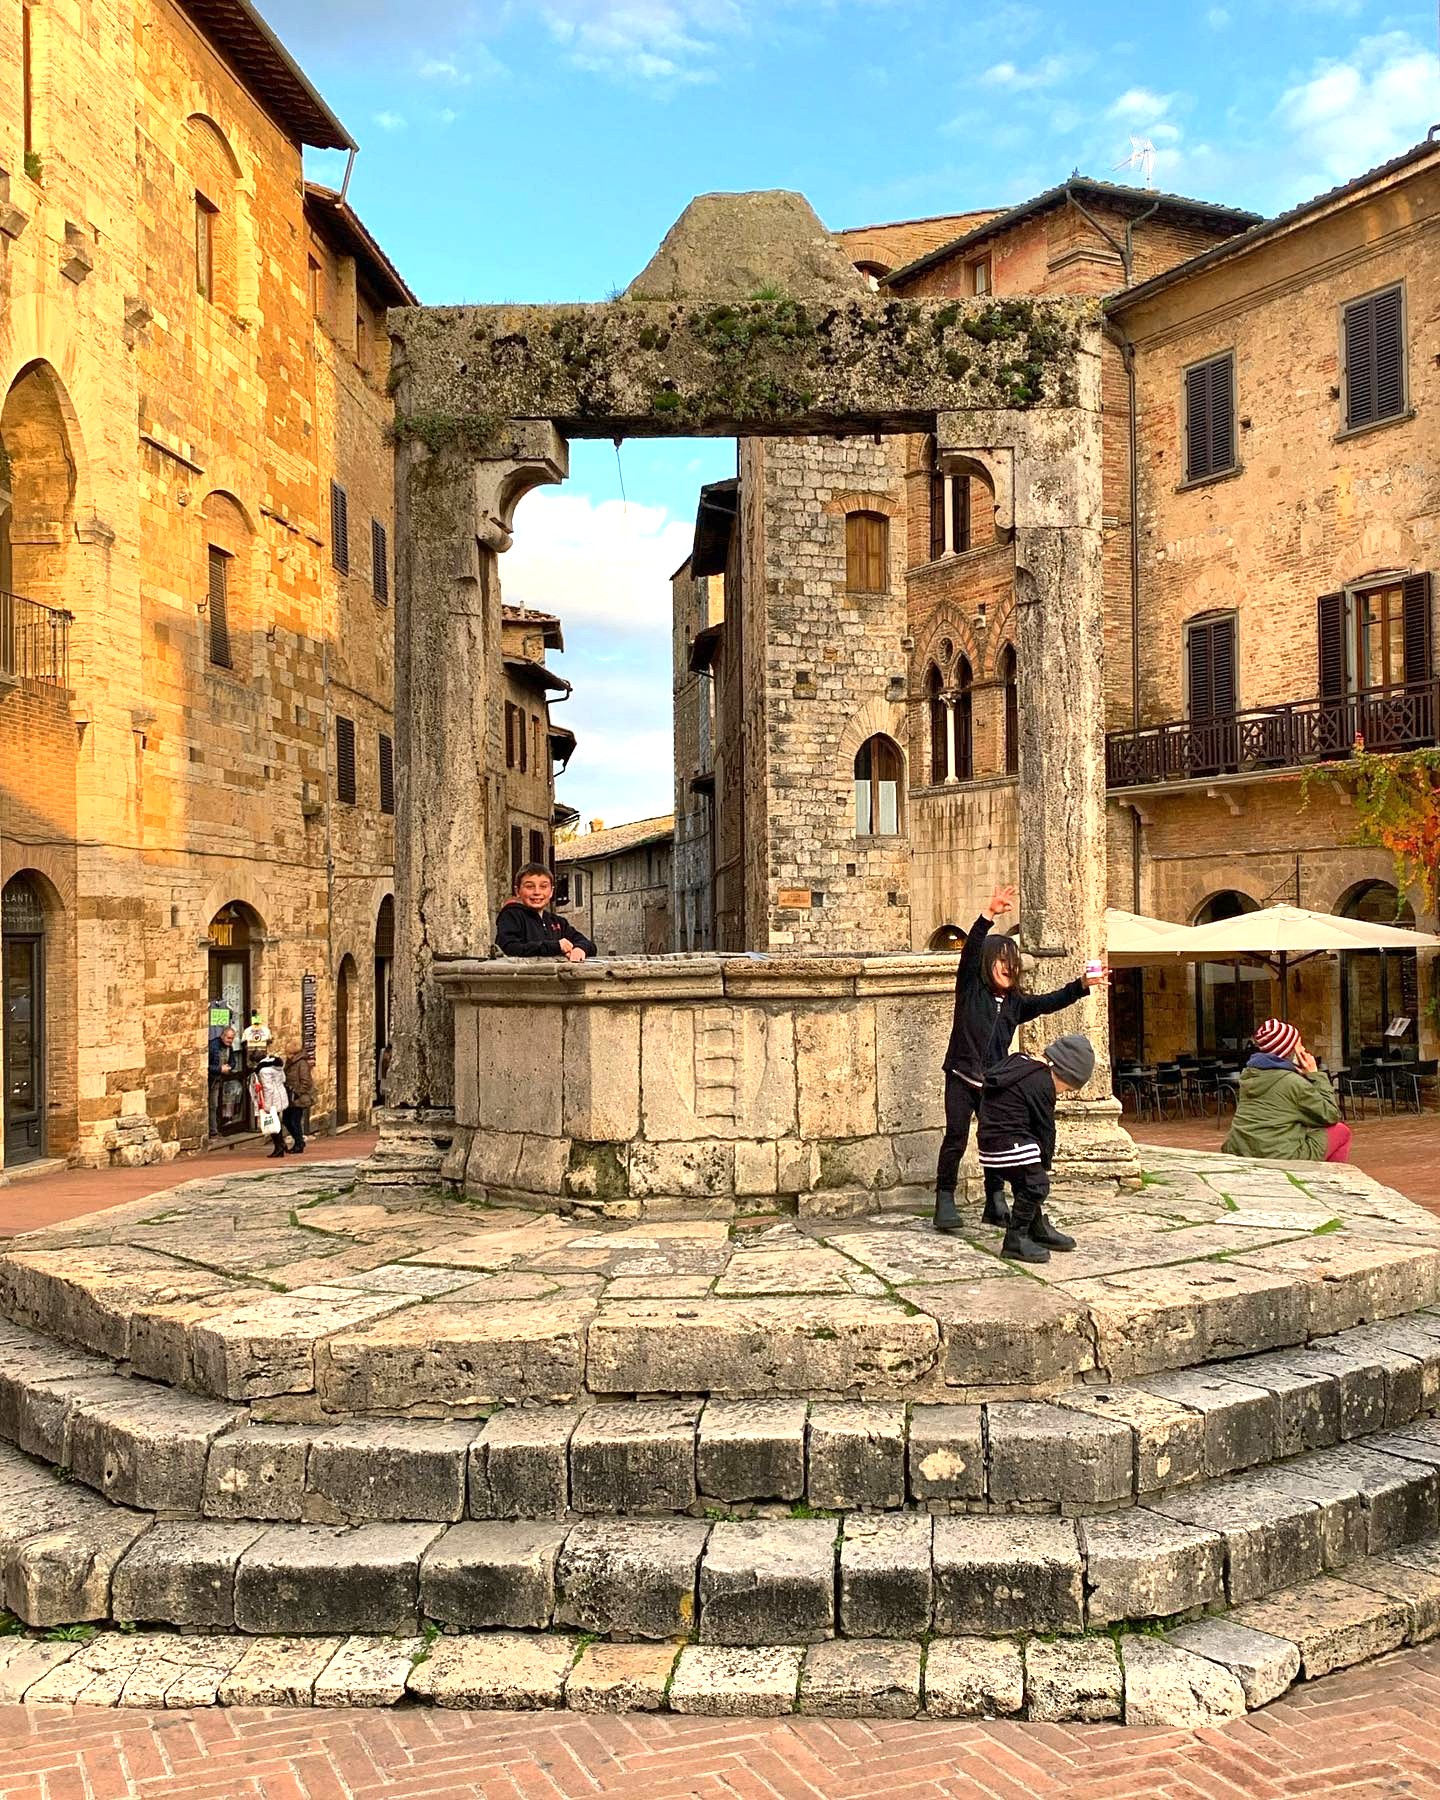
1252,1017,1300,1060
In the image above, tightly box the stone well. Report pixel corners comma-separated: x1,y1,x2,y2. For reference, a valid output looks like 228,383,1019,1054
437,953,1135,1219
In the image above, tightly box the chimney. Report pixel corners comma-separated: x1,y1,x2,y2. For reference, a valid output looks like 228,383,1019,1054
589,819,604,834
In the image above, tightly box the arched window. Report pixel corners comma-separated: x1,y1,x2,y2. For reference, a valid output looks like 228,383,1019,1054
845,511,888,593
1193,890,1266,1056
926,664,948,784
1340,880,1418,1065
855,734,903,836
1001,643,1019,775
183,115,240,312
956,657,974,782
200,492,250,674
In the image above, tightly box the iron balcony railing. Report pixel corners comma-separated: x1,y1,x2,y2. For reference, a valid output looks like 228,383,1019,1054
1106,676,1440,789
0,591,73,687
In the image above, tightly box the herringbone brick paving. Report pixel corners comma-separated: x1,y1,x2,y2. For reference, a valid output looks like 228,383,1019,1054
4,1641,1440,1799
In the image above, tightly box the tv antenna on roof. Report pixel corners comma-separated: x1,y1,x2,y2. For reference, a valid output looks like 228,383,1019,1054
1113,136,1156,189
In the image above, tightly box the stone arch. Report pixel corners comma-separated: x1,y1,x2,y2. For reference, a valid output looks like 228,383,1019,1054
1,360,80,616
822,489,902,520
837,695,908,770
1,867,73,1166
984,595,1017,675
935,449,1008,548
1190,886,1269,1058
335,952,360,1126
914,612,979,687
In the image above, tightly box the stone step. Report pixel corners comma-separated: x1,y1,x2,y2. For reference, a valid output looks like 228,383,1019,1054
8,1410,1440,1639
4,1540,1440,1722
6,1311,1440,1524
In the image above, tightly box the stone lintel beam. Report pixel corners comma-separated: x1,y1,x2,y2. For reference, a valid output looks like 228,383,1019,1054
388,298,1100,442
389,425,568,1112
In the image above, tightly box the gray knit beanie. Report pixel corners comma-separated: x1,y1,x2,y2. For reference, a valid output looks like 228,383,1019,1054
1044,1033,1095,1088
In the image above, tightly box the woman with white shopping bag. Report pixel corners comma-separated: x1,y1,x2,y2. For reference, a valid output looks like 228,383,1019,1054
250,1053,290,1158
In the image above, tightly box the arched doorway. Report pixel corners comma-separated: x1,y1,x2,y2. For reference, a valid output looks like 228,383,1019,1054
374,897,394,1102
1193,889,1266,1056
207,902,261,1138
3,873,48,1165
1340,880,1418,1064
336,954,358,1126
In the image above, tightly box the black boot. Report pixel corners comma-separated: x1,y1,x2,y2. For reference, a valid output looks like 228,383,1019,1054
933,1189,964,1236
1001,1190,1048,1263
980,1178,1011,1229
1029,1210,1075,1252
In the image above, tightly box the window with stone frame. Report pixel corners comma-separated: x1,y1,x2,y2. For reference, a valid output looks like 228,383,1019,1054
926,664,948,783
330,482,349,573
182,116,239,314
845,511,889,593
1183,352,1236,484
378,732,395,815
206,545,232,669
955,657,974,781
1343,285,1406,432
1001,643,1019,775
195,195,217,300
854,733,904,836
371,519,388,602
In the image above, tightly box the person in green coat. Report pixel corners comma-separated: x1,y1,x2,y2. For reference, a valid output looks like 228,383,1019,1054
1222,1016,1352,1162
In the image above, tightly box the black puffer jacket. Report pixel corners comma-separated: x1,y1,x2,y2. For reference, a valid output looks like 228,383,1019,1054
495,903,597,959
942,912,1087,1081
977,1053,1058,1169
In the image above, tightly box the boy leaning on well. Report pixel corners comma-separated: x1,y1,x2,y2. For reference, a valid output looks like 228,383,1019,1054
495,862,597,961
977,1032,1094,1264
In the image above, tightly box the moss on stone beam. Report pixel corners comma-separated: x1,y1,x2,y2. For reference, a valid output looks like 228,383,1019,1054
388,295,1099,442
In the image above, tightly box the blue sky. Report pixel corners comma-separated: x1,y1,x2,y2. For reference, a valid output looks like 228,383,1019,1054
282,0,1440,829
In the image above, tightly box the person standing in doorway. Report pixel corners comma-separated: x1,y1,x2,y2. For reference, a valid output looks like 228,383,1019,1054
282,1042,315,1153
933,882,1108,1235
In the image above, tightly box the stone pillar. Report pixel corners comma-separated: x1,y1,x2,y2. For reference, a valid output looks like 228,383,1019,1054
942,695,958,786
938,374,1139,1187
367,419,566,1186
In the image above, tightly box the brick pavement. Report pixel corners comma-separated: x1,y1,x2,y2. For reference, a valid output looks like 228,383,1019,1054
3,1638,1440,1798
1131,1110,1440,1216
0,1130,378,1236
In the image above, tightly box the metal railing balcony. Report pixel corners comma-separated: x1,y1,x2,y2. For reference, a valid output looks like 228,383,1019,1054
0,591,73,687
1106,676,1440,789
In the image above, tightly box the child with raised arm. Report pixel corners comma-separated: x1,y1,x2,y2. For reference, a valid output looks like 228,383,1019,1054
978,1033,1094,1263
933,882,1107,1235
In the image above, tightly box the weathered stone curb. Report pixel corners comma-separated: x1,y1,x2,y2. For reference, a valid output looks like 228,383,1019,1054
4,1311,1440,1524
6,1539,1440,1722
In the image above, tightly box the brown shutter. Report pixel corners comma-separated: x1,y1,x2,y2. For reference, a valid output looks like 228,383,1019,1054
1374,286,1405,422
1184,363,1211,481
529,829,545,866
378,732,395,814
330,482,349,573
956,660,973,779
1208,357,1235,477
207,546,232,668
953,475,971,553
1187,619,1215,719
846,513,888,592
1211,614,1237,716
510,825,523,890
1318,591,1346,697
371,519,388,602
504,702,515,769
1345,295,1376,428
929,471,946,560
1402,572,1433,685
335,715,356,803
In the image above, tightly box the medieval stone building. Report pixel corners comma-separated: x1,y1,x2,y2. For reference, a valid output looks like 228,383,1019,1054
555,815,674,957
0,0,409,1168
497,604,575,914
671,147,1440,1073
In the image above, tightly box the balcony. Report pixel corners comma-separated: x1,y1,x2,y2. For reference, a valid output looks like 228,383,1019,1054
1106,677,1439,790
0,592,73,688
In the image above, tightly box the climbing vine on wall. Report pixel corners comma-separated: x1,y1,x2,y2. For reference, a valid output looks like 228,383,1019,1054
1302,744,1440,911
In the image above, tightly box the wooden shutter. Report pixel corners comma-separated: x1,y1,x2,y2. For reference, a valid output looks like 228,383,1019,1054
335,715,356,803
1185,355,1234,482
529,829,545,866
956,662,973,780
378,732,394,814
1186,614,1236,720
330,482,349,573
1345,287,1404,430
929,472,946,560
846,512,888,592
207,546,232,668
504,702,515,769
953,476,971,553
1318,592,1346,698
1002,645,1019,775
1402,573,1433,685
371,519,388,602
510,825,523,890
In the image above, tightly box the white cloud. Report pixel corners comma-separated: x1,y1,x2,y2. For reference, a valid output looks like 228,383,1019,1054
980,53,1077,90
1108,86,1176,122
417,55,470,82
371,110,408,131
1275,31,1440,182
504,490,693,634
1206,6,1230,25
538,0,746,84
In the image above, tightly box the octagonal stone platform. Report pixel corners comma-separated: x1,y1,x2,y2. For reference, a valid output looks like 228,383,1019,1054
3,1147,1437,1415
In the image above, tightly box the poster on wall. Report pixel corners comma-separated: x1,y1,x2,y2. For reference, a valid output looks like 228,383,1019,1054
302,974,318,1057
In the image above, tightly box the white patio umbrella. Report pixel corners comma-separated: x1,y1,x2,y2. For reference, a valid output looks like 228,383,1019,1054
1104,907,1201,967
1175,903,1440,1019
